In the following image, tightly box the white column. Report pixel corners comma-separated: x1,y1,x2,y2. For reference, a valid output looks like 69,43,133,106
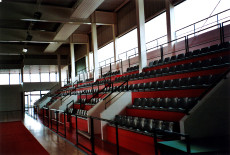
136,0,147,73
91,23,99,81
70,43,75,83
165,0,176,47
112,24,117,64
57,54,62,87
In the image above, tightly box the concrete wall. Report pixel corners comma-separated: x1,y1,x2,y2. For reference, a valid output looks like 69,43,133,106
180,74,230,139
0,85,23,112
23,82,58,92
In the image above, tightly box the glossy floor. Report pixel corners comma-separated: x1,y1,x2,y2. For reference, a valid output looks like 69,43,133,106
0,111,85,155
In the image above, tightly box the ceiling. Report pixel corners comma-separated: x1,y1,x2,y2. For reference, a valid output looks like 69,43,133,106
0,0,126,56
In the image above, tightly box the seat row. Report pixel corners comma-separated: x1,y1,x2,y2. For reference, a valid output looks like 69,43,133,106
114,115,176,134
129,97,197,112
115,56,229,82
114,74,220,92
147,42,230,68
75,98,101,105
126,65,139,73
102,70,120,78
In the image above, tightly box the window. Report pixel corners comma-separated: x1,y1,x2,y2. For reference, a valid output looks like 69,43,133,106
30,74,40,82
89,52,94,71
98,42,114,66
117,29,138,60
0,74,9,85
174,0,230,37
24,74,30,82
50,72,57,82
10,73,20,85
145,12,167,51
41,73,49,82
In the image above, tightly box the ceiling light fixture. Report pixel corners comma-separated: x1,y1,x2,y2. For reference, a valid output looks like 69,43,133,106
22,48,28,53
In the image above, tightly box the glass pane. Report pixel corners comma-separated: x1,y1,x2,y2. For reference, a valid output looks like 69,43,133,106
50,73,57,82
24,74,30,82
10,73,20,85
31,74,40,82
41,73,49,82
0,74,9,85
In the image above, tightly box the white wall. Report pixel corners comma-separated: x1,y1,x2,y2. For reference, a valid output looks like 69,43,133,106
0,85,23,112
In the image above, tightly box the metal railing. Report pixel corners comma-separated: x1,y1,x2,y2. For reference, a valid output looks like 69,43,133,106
50,109,66,137
75,114,120,155
42,107,49,127
104,80,129,109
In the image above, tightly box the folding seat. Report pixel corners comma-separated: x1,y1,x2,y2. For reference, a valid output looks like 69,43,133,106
126,116,134,128
146,98,155,108
177,97,188,112
115,115,122,125
127,68,131,72
138,72,146,79
175,64,184,73
139,118,148,131
209,74,220,84
185,51,192,59
144,71,151,79
200,47,210,54
161,122,174,132
132,117,140,129
179,78,189,88
150,70,156,78
219,41,230,49
200,59,211,68
133,73,140,80
162,67,169,75
199,75,211,87
144,82,152,91
210,57,222,67
149,61,154,67
133,84,139,91
146,119,156,132
171,79,180,88
138,83,145,92
169,98,179,110
150,82,157,91
155,98,163,109
163,80,172,89
191,61,201,69
152,60,159,66
209,44,219,52
177,53,185,60
121,116,127,126
221,56,230,65
162,98,170,110
156,68,162,77
140,98,148,107
183,63,192,71
192,49,201,56
187,97,198,110
128,84,134,91
158,59,163,65
188,76,200,88
170,55,177,62
163,57,170,64
156,81,164,90
168,66,175,74
155,120,164,130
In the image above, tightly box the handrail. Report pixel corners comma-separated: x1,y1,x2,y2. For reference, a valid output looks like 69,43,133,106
118,47,138,60
87,81,113,104
99,56,114,67
66,100,74,114
128,53,139,67
103,80,129,109
175,9,230,33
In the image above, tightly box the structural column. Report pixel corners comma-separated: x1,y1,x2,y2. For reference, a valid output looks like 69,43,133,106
57,54,62,87
70,43,76,83
136,0,147,72
21,67,24,84
85,43,90,78
165,0,176,47
112,24,117,64
91,23,99,81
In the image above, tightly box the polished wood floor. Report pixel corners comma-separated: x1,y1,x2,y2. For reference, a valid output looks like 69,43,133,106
0,111,86,155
